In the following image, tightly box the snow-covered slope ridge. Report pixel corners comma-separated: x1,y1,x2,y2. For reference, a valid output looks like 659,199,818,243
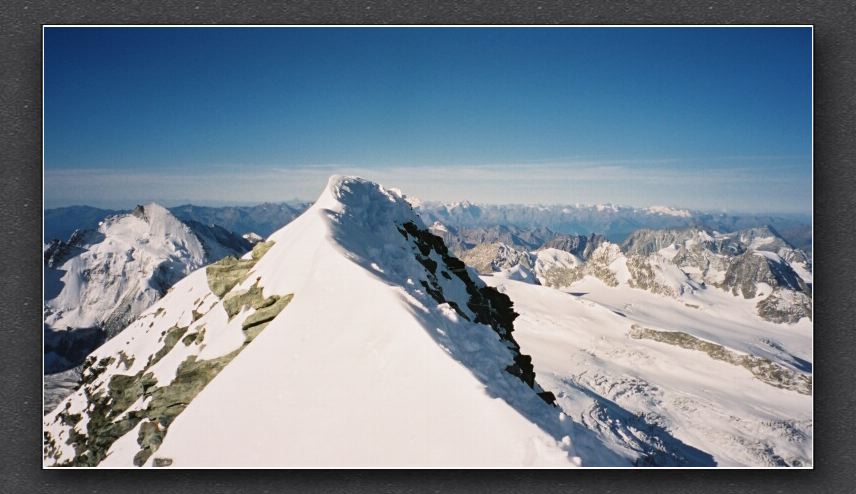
44,176,577,468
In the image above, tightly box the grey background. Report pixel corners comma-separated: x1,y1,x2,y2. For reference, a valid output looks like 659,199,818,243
2,1,854,492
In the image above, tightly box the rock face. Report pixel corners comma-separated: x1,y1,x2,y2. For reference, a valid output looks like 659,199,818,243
720,252,809,299
458,243,534,275
534,249,585,288
398,222,552,403
431,222,812,324
624,226,809,263
541,233,606,259
427,223,606,261
617,229,812,322
622,229,700,256
756,289,813,324
185,221,252,261
533,243,628,290
428,223,557,256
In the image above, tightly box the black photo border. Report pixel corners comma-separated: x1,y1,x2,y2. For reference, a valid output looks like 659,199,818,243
3,1,855,492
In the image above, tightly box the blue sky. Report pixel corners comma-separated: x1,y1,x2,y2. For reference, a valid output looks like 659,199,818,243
44,27,812,213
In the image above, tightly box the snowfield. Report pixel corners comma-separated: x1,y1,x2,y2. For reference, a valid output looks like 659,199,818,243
483,274,812,467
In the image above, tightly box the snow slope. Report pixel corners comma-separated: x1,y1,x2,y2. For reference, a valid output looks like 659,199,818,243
44,177,578,468
47,205,205,334
484,275,812,467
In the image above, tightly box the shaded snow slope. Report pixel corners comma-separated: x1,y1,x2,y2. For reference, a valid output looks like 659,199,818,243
45,177,578,468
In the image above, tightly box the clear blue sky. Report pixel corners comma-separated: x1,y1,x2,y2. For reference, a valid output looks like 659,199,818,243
44,27,812,213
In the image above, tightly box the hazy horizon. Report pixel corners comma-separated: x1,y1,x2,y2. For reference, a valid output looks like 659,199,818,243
43,169,812,219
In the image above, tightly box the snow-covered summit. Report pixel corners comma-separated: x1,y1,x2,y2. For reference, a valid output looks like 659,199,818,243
45,203,206,334
45,176,578,468
646,205,692,218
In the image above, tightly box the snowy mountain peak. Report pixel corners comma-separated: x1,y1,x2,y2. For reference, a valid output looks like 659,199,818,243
646,205,692,218
44,203,251,377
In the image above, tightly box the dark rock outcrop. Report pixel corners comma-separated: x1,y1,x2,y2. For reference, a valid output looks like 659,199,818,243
398,221,553,404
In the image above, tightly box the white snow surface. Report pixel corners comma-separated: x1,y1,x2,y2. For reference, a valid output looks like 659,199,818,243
44,204,208,333
483,275,812,467
536,248,583,269
646,205,693,218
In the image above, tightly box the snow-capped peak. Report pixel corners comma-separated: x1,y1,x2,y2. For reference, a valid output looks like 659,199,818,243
646,205,692,218
44,203,251,377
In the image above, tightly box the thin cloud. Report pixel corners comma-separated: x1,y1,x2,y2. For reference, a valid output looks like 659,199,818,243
45,159,811,214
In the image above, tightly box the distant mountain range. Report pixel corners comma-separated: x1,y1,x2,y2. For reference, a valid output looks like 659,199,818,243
415,201,812,254
46,201,811,255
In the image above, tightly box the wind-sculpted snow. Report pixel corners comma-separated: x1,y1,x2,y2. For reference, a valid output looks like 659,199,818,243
316,178,571,413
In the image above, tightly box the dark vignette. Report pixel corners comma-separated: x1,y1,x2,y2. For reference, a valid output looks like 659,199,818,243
2,1,854,493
